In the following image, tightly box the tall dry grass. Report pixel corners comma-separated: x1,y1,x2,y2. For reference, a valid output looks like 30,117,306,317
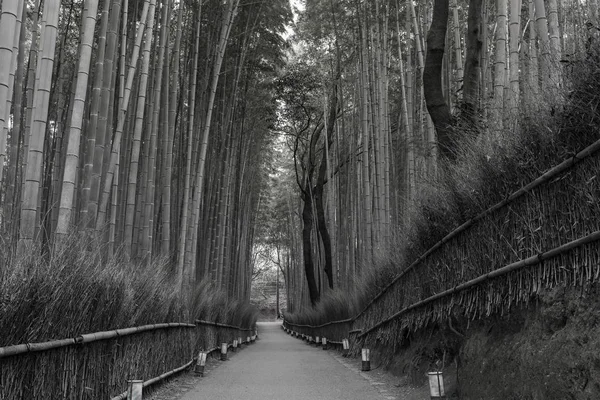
0,232,257,347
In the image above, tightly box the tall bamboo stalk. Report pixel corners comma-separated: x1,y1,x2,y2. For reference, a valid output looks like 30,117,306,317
18,0,61,254
56,0,102,246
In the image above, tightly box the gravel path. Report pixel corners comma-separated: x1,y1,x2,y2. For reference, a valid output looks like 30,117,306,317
147,321,428,400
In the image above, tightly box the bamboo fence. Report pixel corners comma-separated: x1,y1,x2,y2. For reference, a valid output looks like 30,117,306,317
282,318,352,345
0,320,255,399
285,137,600,356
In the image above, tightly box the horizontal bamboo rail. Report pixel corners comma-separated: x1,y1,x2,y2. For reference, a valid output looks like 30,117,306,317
283,317,353,329
0,321,254,359
284,326,345,345
0,322,196,358
196,319,254,331
109,359,196,400
358,230,600,337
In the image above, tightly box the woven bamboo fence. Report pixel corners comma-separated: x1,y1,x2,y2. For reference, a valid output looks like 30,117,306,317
0,320,255,399
282,318,352,345
350,138,600,350
285,138,600,356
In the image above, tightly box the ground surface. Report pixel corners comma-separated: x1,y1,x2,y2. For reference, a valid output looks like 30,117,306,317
146,321,428,400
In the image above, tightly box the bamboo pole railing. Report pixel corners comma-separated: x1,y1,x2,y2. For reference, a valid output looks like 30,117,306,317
108,330,257,400
282,318,353,345
358,230,600,337
283,317,353,329
0,319,256,399
196,319,255,331
109,359,196,400
0,322,196,358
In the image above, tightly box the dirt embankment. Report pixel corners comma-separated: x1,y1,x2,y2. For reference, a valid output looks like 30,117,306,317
373,285,600,399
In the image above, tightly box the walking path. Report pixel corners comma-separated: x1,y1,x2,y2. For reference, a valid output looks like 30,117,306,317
177,321,399,400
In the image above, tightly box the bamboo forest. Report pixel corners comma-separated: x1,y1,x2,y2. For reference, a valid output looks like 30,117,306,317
1,0,600,398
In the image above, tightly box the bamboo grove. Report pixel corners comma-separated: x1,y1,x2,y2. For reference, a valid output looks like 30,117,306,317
0,0,293,299
271,0,600,312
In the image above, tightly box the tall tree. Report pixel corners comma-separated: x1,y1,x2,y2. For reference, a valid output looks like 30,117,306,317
424,0,453,159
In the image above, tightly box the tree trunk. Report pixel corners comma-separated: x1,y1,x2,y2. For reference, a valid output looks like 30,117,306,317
462,0,483,123
424,0,452,159
301,184,320,306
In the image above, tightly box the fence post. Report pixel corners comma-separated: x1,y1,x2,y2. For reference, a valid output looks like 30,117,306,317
127,380,143,400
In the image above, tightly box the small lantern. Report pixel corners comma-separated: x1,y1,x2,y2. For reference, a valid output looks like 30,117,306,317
127,380,143,400
239,336,243,347
315,336,320,346
428,372,445,399
342,339,349,357
232,339,237,352
361,348,370,371
220,343,228,361
322,337,327,350
194,351,207,376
